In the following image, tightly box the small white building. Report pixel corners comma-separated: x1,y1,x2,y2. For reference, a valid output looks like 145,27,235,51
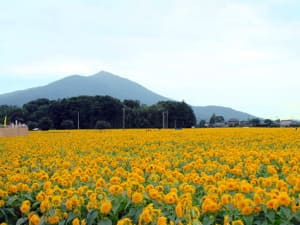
280,120,298,127
227,119,240,127
214,122,226,127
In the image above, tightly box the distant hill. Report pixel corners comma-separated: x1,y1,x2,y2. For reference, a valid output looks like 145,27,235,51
0,71,169,106
192,105,254,122
0,71,256,121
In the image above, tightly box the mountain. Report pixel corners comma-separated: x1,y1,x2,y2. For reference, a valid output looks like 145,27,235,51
0,71,169,106
192,105,254,122
0,71,256,121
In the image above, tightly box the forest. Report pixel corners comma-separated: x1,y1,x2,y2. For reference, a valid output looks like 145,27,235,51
0,96,196,130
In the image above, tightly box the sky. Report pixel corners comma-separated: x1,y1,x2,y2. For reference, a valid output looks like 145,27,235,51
1,0,300,119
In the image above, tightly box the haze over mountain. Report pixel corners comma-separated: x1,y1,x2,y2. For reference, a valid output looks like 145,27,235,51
0,71,255,121
193,106,253,121
0,71,168,105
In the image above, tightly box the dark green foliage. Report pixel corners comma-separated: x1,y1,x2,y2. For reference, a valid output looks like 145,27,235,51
155,100,196,128
123,99,140,109
209,114,224,126
198,120,206,128
209,113,216,125
264,119,274,127
60,120,75,129
95,120,112,129
0,96,197,129
249,118,261,127
27,121,38,130
215,115,224,123
0,105,24,124
38,117,53,130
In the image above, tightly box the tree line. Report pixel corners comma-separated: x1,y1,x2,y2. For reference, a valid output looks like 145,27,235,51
0,96,196,130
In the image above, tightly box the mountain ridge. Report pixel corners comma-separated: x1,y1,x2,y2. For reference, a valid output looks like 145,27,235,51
0,71,255,121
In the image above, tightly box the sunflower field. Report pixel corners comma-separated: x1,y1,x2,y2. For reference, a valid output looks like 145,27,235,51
0,128,300,225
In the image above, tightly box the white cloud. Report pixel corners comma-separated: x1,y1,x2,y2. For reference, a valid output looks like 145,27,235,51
1,0,300,118
0,58,103,78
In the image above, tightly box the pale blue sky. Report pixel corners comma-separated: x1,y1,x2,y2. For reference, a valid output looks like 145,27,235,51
1,0,300,119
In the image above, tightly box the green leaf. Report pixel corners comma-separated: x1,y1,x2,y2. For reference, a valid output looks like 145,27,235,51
243,215,254,225
276,218,291,225
39,216,46,225
280,207,293,220
5,208,17,217
0,208,8,222
295,212,300,222
191,208,197,218
16,217,28,225
6,196,17,206
127,207,136,217
66,213,77,224
97,219,112,225
134,207,143,222
81,206,88,218
112,200,121,214
24,194,34,202
192,219,202,225
202,215,215,225
266,210,275,223
58,220,66,225
0,208,6,216
48,208,55,217
32,201,40,210
87,209,99,225
60,203,67,212
253,220,268,225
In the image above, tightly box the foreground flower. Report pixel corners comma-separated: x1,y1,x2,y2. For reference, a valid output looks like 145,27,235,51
232,220,244,225
100,200,112,214
117,218,132,225
29,214,40,225
20,200,31,214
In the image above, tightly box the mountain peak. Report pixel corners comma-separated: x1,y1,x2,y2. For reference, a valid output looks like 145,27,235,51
0,71,256,121
91,70,116,77
0,71,169,106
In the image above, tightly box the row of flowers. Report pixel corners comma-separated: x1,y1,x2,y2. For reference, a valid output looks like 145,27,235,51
0,128,300,224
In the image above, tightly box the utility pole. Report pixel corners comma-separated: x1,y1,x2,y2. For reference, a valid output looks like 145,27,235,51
162,111,165,128
122,107,125,129
166,111,168,128
77,111,80,129
162,111,168,128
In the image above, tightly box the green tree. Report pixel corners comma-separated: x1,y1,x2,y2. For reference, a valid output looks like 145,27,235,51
150,101,196,128
215,115,224,123
249,118,260,127
198,120,206,128
60,120,75,129
23,98,52,123
209,113,216,126
0,105,24,124
27,121,38,130
2,95,197,129
38,117,53,130
123,99,140,109
95,120,112,129
264,119,274,127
